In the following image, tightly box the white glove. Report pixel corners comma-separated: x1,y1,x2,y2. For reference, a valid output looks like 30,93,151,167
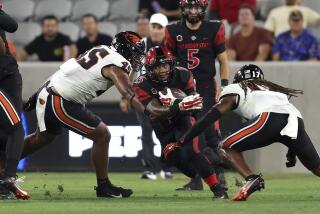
178,94,203,111
158,88,176,106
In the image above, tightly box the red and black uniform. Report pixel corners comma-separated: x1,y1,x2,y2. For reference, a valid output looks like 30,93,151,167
0,9,24,177
165,20,225,148
134,67,218,182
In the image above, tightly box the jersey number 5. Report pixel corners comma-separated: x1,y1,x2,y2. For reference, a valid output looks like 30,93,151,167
187,49,200,70
77,47,109,70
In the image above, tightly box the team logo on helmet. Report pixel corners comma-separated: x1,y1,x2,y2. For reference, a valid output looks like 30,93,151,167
233,64,264,83
145,46,175,84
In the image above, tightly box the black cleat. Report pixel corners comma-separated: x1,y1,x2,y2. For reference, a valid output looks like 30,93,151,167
176,175,203,191
211,184,229,199
231,174,265,201
0,185,14,200
95,183,133,198
0,176,30,200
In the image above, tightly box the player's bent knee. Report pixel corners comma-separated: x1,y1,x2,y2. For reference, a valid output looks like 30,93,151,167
89,122,110,143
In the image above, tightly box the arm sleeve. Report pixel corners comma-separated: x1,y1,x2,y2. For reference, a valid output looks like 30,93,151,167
183,71,196,94
218,84,242,110
213,23,226,55
0,10,18,33
133,78,152,103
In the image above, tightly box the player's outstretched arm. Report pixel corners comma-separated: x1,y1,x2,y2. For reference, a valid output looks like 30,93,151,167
180,95,236,144
102,66,145,113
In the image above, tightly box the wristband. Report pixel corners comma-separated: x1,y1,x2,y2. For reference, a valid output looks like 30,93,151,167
221,79,229,87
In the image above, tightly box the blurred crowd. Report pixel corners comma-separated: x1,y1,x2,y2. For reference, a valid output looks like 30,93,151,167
3,0,319,63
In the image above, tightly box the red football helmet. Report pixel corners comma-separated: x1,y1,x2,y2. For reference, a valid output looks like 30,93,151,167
180,0,208,24
145,46,175,84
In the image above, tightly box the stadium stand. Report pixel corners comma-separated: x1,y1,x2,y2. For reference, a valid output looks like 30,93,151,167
108,0,139,21
34,0,72,21
71,0,110,21
303,0,320,12
59,22,80,42
117,21,136,33
2,0,35,21
98,22,118,37
7,22,41,46
259,0,285,19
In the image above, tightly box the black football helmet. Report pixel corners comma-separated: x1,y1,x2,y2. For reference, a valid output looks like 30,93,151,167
180,0,208,24
233,64,264,83
145,46,175,84
111,31,145,69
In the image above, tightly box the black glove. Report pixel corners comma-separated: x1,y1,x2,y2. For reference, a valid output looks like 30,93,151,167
23,91,38,112
285,148,297,168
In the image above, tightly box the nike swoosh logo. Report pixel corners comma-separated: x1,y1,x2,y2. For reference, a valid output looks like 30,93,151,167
109,193,122,198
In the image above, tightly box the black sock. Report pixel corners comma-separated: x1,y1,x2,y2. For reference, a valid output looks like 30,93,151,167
245,174,258,181
4,158,19,177
97,178,111,187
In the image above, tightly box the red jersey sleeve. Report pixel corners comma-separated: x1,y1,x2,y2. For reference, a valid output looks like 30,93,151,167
164,27,177,52
214,23,225,47
133,85,152,104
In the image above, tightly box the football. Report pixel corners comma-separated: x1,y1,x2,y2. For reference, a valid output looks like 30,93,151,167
160,87,187,99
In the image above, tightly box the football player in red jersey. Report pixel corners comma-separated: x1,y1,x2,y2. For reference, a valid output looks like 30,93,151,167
134,46,228,199
164,0,230,190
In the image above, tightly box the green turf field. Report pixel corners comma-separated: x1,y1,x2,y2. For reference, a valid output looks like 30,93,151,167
0,172,319,214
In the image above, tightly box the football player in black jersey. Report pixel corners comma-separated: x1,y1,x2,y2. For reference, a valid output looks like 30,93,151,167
164,0,229,190
0,7,30,199
134,46,228,199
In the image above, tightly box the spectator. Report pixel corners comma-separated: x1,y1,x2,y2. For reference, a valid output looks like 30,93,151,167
208,0,256,25
76,14,112,56
17,15,76,61
227,4,273,61
139,0,181,22
272,10,319,61
136,14,150,38
265,0,320,36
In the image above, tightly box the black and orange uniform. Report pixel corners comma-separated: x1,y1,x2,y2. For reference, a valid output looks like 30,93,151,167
164,20,225,148
0,9,24,178
133,67,219,185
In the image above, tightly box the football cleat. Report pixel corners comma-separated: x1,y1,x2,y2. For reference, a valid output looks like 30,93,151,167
212,184,229,199
231,174,265,201
0,176,31,200
140,171,157,180
176,175,203,191
0,185,14,200
159,170,174,179
95,183,133,198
